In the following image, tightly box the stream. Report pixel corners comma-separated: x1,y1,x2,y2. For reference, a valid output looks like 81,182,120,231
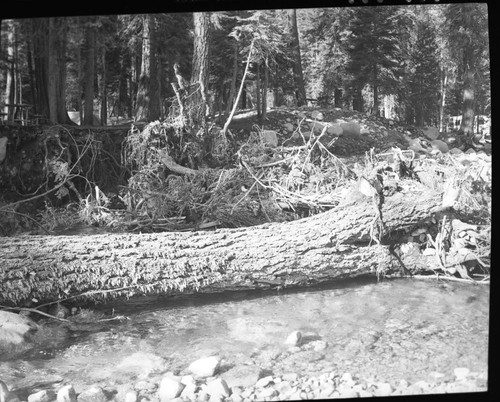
0,277,489,398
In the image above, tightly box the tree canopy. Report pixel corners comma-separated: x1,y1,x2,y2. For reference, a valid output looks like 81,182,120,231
0,4,490,134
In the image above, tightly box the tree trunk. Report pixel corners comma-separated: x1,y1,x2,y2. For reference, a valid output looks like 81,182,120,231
256,63,261,120
83,21,96,126
0,183,445,307
26,30,37,115
459,47,475,137
438,68,448,132
334,88,342,109
189,12,211,130
287,9,307,107
224,40,239,119
134,15,151,122
99,48,107,125
47,18,72,125
3,20,16,122
262,56,269,121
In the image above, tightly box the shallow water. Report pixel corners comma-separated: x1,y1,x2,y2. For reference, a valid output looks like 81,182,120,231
0,277,489,394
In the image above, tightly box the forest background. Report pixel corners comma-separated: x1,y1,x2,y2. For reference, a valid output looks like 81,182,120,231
0,2,490,136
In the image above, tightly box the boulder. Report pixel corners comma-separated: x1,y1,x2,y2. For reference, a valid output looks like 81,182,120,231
57,385,77,402
222,365,264,389
27,391,56,402
261,130,279,147
311,111,324,120
284,330,302,346
340,122,361,137
205,379,231,398
117,352,167,376
422,126,440,140
326,124,343,136
158,377,185,401
0,311,38,355
76,387,107,402
430,139,449,153
188,356,221,377
449,148,463,155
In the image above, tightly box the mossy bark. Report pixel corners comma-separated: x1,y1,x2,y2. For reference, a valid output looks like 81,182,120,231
0,182,443,306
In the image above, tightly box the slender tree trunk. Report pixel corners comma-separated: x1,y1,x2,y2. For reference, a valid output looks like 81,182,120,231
373,84,379,117
287,9,307,107
334,88,343,108
256,63,261,120
3,20,15,122
262,56,269,121
460,47,475,137
99,47,107,125
224,40,238,119
83,21,96,125
241,84,247,109
26,31,37,115
134,15,151,122
221,40,254,136
353,86,364,112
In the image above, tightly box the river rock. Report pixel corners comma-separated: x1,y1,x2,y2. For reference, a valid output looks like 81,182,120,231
206,379,231,398
340,122,361,137
422,126,440,140
123,391,137,402
57,385,76,402
77,387,107,402
1,381,10,402
158,377,185,401
282,372,299,383
179,382,197,400
284,331,302,346
255,376,274,388
222,365,263,388
374,382,393,396
27,390,56,402
283,123,294,133
0,311,38,352
454,367,470,380
117,352,167,376
188,356,220,377
311,111,324,120
261,130,278,147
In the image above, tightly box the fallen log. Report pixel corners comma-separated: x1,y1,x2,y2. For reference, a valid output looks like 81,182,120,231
0,181,444,306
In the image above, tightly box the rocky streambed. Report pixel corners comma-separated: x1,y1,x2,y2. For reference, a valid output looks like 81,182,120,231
0,352,487,402
0,278,489,400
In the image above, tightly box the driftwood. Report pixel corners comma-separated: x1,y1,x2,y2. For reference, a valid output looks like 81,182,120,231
0,181,444,306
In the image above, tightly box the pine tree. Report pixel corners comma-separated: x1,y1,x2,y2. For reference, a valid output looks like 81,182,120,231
406,14,440,126
345,6,405,115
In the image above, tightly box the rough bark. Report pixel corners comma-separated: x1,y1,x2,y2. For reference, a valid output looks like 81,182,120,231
3,20,15,122
189,12,211,129
459,47,476,137
0,183,444,307
83,21,96,126
287,9,307,107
